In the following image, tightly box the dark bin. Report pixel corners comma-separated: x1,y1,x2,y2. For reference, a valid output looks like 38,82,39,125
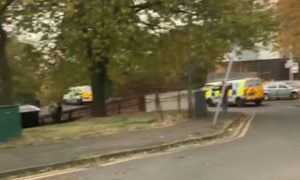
0,105,22,142
194,90,208,118
19,105,40,128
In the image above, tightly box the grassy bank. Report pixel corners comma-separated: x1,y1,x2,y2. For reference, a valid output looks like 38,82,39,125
1,111,185,148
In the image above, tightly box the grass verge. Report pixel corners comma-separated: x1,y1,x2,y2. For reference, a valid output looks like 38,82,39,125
2,113,247,180
0,111,184,148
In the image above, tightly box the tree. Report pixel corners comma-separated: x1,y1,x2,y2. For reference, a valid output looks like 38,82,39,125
0,0,14,105
57,0,277,117
58,0,175,116
278,0,300,57
0,0,63,105
148,0,277,117
6,38,43,104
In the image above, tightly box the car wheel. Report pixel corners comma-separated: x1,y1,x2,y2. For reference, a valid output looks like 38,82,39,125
206,99,215,107
291,92,299,100
76,99,83,105
264,94,271,101
255,100,263,106
236,98,244,107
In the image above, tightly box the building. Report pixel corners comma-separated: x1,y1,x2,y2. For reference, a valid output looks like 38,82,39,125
210,58,300,82
208,44,300,82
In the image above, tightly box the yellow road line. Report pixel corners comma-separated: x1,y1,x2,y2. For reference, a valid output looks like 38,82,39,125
100,156,145,167
12,114,255,179
11,168,85,180
238,114,254,138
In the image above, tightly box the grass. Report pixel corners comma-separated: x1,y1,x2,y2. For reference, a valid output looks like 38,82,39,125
0,111,185,149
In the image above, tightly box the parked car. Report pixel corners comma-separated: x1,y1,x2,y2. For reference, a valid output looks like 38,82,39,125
263,81,299,100
62,86,93,105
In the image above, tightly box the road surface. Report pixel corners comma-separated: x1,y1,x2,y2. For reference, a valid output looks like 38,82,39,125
21,100,300,180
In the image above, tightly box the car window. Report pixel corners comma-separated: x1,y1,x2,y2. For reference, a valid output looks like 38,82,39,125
285,82,292,86
246,80,261,87
212,85,221,91
267,84,277,89
232,82,239,89
279,84,289,89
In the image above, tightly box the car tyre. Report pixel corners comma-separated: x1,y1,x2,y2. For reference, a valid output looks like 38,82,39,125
255,100,263,106
264,94,271,101
291,92,299,100
76,99,83,105
236,98,244,107
206,99,215,107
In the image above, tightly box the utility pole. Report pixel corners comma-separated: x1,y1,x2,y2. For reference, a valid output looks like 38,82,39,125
187,55,193,118
289,46,294,81
154,33,164,121
213,55,234,125
187,15,194,119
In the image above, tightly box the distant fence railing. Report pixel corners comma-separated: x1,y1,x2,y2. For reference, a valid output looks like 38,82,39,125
39,96,146,125
144,88,207,113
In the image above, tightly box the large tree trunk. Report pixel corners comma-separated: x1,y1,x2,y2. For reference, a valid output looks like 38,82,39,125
85,37,108,117
0,24,13,105
91,57,108,117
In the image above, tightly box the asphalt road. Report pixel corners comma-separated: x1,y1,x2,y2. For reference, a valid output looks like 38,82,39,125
25,100,300,180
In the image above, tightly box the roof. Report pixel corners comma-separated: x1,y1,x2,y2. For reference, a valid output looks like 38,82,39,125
224,44,281,62
207,77,260,84
19,105,41,113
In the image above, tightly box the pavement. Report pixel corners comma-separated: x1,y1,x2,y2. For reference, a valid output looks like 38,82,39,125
0,112,240,178
28,100,300,180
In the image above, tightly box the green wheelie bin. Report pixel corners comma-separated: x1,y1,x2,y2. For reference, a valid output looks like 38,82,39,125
0,105,22,142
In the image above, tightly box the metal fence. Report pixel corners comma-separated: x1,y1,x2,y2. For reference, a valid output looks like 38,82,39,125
39,96,146,125
145,90,190,113
38,89,197,126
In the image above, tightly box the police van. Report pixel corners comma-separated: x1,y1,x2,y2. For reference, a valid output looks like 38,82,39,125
62,86,93,105
203,78,264,107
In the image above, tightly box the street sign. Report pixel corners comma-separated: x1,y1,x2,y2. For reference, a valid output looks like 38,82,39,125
285,59,293,69
285,62,290,68
291,62,299,74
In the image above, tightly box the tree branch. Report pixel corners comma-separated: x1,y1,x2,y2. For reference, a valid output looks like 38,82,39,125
132,1,197,17
0,0,15,15
131,1,163,12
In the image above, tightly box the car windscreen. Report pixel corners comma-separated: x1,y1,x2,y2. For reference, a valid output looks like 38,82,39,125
246,79,261,87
